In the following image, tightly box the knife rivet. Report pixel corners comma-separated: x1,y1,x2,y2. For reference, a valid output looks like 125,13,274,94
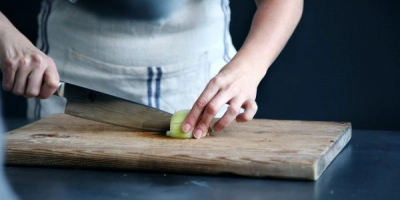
88,92,97,102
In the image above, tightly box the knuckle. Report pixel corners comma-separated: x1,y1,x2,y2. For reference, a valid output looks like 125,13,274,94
195,98,208,108
30,54,44,69
186,114,197,124
18,57,29,67
197,121,210,131
31,53,43,64
214,122,227,132
2,83,12,91
219,123,229,130
250,102,258,111
3,57,15,68
12,89,24,96
226,106,239,116
210,76,224,86
47,79,59,88
3,59,17,72
205,103,218,115
26,88,40,97
37,92,51,99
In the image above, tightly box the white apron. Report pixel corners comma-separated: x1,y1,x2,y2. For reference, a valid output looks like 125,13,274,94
27,0,237,120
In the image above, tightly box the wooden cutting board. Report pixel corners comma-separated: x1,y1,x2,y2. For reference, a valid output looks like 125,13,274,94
5,114,351,181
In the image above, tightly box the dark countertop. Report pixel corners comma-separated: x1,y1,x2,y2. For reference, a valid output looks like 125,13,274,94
1,118,400,200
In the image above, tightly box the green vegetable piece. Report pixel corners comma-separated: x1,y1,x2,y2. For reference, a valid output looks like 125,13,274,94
166,110,193,139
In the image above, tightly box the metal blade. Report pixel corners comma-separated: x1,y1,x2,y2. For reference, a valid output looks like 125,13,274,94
56,82,172,131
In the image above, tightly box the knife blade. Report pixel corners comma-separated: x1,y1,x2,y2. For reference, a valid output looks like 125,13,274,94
54,82,172,131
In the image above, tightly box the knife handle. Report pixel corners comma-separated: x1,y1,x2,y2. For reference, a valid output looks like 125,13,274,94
53,82,65,97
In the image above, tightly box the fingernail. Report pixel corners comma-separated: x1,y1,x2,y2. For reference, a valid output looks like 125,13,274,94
194,129,202,139
183,123,191,132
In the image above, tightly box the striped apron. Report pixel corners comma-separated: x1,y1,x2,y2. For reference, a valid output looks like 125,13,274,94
27,0,237,120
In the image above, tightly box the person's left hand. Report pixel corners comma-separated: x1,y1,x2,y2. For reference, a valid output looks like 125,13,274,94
182,57,265,139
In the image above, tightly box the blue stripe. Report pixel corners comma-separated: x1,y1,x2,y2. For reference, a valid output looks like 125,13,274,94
38,1,48,52
147,67,153,107
155,67,162,109
221,0,232,62
43,0,52,54
39,0,52,54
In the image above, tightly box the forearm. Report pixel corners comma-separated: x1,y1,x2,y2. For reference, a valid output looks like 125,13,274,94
0,12,21,41
0,12,15,31
233,0,303,81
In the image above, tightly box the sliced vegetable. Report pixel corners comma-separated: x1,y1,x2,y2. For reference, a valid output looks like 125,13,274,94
166,109,208,139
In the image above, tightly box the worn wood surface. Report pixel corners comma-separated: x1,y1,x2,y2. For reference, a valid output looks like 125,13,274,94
5,114,351,180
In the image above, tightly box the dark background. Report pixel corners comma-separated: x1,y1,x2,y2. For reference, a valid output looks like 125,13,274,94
1,0,399,131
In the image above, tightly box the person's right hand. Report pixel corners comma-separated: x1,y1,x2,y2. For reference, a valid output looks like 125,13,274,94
0,22,59,99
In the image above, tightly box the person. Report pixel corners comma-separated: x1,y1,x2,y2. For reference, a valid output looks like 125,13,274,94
0,0,303,139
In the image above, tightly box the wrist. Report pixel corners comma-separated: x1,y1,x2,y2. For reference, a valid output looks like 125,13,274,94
233,48,270,77
222,51,268,86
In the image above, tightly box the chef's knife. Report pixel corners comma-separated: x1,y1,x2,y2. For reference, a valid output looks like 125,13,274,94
54,82,172,131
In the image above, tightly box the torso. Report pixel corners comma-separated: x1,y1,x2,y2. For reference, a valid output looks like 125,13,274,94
28,0,236,119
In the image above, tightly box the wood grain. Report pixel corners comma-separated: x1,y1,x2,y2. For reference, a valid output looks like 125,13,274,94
5,114,351,180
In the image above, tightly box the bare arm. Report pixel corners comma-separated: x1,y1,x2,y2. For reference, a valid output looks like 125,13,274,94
0,12,59,98
183,0,304,138
236,0,303,80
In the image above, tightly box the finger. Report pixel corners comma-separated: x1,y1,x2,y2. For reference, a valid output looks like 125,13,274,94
236,99,258,122
182,78,221,133
38,59,59,99
24,69,44,98
24,54,45,98
192,91,233,138
12,57,31,96
212,97,242,132
1,59,17,91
